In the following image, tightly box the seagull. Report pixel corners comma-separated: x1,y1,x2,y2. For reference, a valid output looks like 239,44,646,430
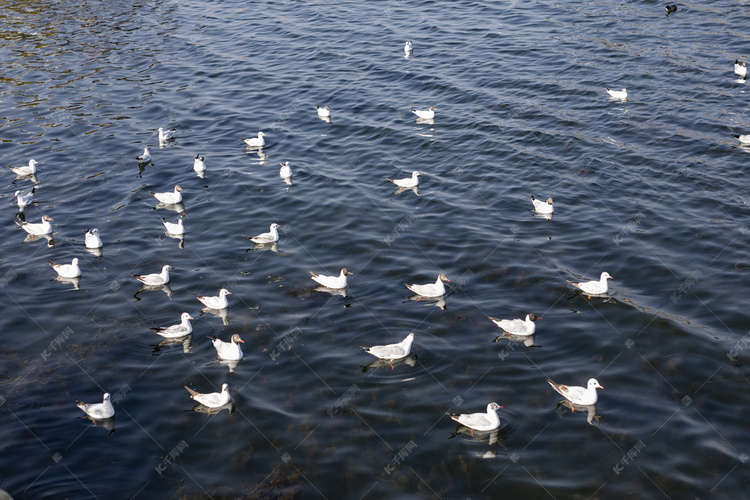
132,264,172,286
136,147,151,163
665,4,677,14
241,131,266,148
547,378,603,406
14,187,35,208
488,313,540,336
734,60,747,78
185,383,231,408
49,258,81,278
158,127,176,142
149,185,183,204
605,87,627,100
310,268,353,289
412,106,436,119
162,217,184,235
568,271,612,296
17,215,53,235
8,159,38,176
447,402,503,432
317,105,331,118
388,171,421,188
279,161,292,179
151,312,193,338
404,39,413,53
85,228,103,249
531,196,554,214
733,134,750,144
362,333,414,360
196,288,232,309
77,393,115,419
406,273,450,297
193,154,205,172
243,223,281,244
212,333,244,360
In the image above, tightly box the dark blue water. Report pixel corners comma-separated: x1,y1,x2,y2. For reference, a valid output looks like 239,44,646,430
1,0,749,498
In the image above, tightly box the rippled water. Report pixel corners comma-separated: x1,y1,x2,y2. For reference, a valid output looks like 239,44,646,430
1,0,749,498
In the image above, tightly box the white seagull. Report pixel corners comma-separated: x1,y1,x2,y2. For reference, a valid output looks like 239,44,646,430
388,171,421,188
193,154,205,172
317,105,331,118
244,223,281,244
185,383,231,408
568,271,612,296
310,268,353,289
547,378,603,406
132,264,171,286
8,159,38,176
448,402,503,432
136,147,151,163
85,228,103,248
406,273,450,297
404,39,413,53
17,215,53,235
162,217,184,235
158,127,176,142
733,134,750,144
735,60,747,79
14,187,35,208
151,312,193,338
531,196,554,214
362,333,415,360
196,288,232,309
488,313,540,336
241,131,266,148
149,185,183,204
279,161,292,179
77,393,115,419
49,258,81,278
412,106,436,119
605,87,627,100
212,333,244,360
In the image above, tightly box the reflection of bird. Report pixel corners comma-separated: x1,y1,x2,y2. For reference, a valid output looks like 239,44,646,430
17,215,53,235
196,288,231,309
9,159,38,176
212,333,244,360
362,333,414,360
132,264,171,286
149,185,183,204
406,273,449,297
547,378,602,406
85,228,102,249
531,195,554,214
49,258,81,278
185,383,231,408
412,106,436,119
488,313,540,336
310,268,353,289
151,312,193,338
244,223,281,244
14,187,35,208
388,171,421,188
448,402,503,432
77,393,115,419
136,147,151,163
568,272,612,295
241,131,266,148
605,87,627,99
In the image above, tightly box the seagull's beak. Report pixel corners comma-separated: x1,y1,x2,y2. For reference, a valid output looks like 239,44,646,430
188,316,194,320
239,339,245,343
227,291,233,295
597,384,604,389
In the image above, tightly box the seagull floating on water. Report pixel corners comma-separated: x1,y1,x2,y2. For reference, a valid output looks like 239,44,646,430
158,127,176,142
488,313,540,336
136,147,151,163
151,312,193,338
14,187,35,208
212,333,244,360
17,215,53,235
241,131,266,148
531,196,554,214
406,273,450,297
149,185,183,205
132,264,171,286
317,105,331,118
49,258,81,278
85,228,102,249
665,4,677,14
448,402,503,432
8,159,38,176
244,223,281,244
732,134,750,144
605,87,627,100
193,154,205,172
568,271,612,296
404,39,413,53
310,268,353,289
185,383,231,408
77,393,115,419
362,332,414,360
196,288,232,309
279,161,292,179
412,106,436,119
162,217,184,235
547,378,602,406
388,171,421,188
734,60,747,79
